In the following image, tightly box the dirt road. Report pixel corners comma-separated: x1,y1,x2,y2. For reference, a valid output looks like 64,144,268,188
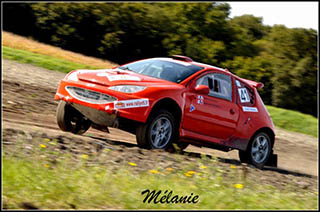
2,59,318,191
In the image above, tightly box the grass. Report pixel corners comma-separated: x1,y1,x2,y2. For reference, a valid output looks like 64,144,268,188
2,31,318,137
3,154,317,210
266,105,318,137
3,46,101,73
2,31,117,68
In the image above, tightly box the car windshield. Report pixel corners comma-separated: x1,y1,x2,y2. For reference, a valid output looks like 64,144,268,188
118,58,204,83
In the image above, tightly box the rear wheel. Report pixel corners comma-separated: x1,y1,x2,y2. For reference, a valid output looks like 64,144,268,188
56,101,91,135
136,109,178,150
239,132,272,169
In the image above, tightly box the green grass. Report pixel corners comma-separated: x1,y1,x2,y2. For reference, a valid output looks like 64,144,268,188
266,105,318,137
3,155,317,210
2,46,99,73
2,45,318,137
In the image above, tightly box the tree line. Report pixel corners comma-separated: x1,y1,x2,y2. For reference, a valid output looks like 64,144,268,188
3,2,318,116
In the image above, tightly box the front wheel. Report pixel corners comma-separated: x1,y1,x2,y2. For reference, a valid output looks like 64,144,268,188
56,101,91,135
136,109,178,150
239,132,272,169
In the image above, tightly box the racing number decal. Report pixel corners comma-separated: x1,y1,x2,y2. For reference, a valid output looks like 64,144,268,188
238,88,250,103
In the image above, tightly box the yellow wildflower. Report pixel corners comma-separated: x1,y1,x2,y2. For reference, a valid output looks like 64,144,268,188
184,171,196,177
230,165,237,169
80,154,89,159
184,173,193,177
44,164,50,168
43,138,51,142
128,162,137,166
40,144,46,148
149,169,160,174
200,165,207,169
233,184,244,189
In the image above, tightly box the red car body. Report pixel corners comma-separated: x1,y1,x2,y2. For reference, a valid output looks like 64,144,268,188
55,55,277,167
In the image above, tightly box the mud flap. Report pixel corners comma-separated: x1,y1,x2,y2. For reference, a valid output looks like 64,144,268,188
265,153,278,167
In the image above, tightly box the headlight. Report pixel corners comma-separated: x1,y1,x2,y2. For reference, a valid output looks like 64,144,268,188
108,85,146,93
67,71,78,81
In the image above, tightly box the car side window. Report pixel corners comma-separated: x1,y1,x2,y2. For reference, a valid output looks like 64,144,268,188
196,73,232,101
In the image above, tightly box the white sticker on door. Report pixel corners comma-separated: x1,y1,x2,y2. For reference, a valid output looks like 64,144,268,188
242,106,258,112
238,88,250,103
197,95,204,105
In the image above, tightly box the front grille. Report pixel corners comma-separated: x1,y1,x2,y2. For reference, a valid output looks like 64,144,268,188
66,86,117,104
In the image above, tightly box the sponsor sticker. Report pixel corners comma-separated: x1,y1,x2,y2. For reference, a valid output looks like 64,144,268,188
238,88,250,103
97,73,141,81
157,58,192,66
107,75,141,81
190,104,195,112
96,73,110,77
242,106,258,112
197,95,204,105
236,80,241,87
114,99,149,109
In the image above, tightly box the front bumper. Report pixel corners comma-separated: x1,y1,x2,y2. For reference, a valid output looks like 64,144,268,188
54,79,151,123
70,102,117,126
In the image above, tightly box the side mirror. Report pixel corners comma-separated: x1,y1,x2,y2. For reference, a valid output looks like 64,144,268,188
194,85,209,95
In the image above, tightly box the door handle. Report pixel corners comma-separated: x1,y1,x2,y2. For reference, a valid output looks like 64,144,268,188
229,109,235,114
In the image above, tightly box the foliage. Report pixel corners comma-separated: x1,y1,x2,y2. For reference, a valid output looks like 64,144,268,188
2,2,318,116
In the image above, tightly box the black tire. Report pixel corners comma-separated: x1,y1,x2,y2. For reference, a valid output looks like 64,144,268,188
136,109,178,150
238,132,272,169
56,101,91,135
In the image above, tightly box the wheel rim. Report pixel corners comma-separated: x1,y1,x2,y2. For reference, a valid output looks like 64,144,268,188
150,117,172,148
251,135,269,164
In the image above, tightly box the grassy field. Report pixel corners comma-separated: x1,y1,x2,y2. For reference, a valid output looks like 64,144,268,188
3,152,317,210
3,46,101,73
266,106,318,137
2,31,117,68
2,31,318,137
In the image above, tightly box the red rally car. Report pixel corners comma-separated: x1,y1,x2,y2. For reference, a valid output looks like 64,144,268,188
55,55,277,168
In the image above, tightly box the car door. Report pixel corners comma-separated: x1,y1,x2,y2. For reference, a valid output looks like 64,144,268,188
182,72,239,140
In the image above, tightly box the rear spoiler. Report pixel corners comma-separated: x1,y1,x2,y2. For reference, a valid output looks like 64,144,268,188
241,78,264,89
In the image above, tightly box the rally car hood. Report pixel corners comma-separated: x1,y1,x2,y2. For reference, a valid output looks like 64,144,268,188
76,68,177,86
